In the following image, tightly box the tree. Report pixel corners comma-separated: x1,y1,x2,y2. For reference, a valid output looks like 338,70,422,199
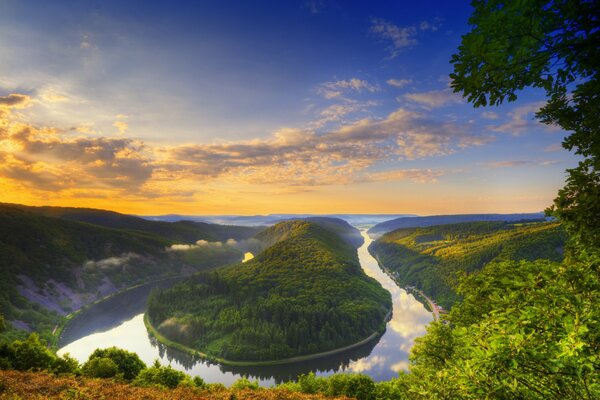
82,357,119,379
450,0,600,248
85,347,146,381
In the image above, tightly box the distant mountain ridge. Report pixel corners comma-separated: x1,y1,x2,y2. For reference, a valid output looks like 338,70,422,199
368,213,547,235
143,213,416,227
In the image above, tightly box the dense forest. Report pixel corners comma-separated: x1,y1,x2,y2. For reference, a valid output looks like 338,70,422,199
0,204,260,343
147,220,391,362
370,221,566,308
368,213,546,235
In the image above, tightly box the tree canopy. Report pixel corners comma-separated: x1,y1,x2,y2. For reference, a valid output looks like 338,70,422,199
450,0,600,248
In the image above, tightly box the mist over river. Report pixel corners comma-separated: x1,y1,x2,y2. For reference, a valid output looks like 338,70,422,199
58,230,433,385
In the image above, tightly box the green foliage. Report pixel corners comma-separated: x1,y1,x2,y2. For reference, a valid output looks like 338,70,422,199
371,221,566,308
148,221,391,361
0,333,78,374
82,357,119,379
278,372,376,400
450,0,600,248
0,314,5,332
231,377,260,390
132,360,188,389
404,253,600,399
86,347,146,381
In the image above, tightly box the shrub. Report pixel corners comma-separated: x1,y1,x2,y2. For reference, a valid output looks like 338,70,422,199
82,357,119,378
132,360,187,389
231,377,259,390
326,373,375,400
86,347,145,381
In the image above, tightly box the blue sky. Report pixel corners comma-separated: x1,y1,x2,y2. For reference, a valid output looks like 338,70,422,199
0,0,578,214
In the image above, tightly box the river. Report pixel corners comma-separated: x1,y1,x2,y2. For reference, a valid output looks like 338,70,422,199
58,230,432,385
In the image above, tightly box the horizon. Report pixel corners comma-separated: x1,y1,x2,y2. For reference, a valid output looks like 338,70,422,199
0,1,578,215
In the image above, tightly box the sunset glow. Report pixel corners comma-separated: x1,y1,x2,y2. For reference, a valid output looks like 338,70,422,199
0,1,577,215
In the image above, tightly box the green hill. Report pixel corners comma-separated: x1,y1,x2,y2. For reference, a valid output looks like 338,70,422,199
368,213,546,235
0,204,253,342
369,221,566,308
147,220,391,362
1,203,262,243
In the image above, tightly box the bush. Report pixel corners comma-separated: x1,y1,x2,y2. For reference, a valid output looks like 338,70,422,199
297,372,327,394
85,347,145,381
82,357,119,378
132,360,188,389
326,373,375,400
193,375,207,389
231,377,260,390
9,334,55,371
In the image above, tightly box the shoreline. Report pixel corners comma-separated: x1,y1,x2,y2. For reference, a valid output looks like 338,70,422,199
371,251,440,322
144,308,391,367
54,275,186,348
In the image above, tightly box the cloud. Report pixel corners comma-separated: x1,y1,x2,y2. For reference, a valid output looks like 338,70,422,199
370,18,439,58
543,143,563,152
490,102,560,135
304,0,324,14
402,89,462,109
166,107,493,185
485,160,559,168
0,94,32,109
0,103,153,192
481,111,499,120
0,92,492,198
318,78,379,99
113,120,128,134
387,79,412,89
312,100,378,128
83,253,140,271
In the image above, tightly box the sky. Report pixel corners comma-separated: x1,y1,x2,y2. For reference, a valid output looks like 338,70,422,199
0,0,579,215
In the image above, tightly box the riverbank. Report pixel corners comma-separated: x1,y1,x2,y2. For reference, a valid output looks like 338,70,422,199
371,252,441,322
54,275,186,348
144,309,391,367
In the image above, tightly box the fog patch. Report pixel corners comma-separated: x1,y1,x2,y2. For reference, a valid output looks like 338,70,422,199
167,238,260,252
83,253,141,271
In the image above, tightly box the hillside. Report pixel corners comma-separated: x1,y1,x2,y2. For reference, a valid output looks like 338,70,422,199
0,204,251,342
257,217,364,249
369,221,566,308
147,220,391,362
368,213,546,235
1,203,262,242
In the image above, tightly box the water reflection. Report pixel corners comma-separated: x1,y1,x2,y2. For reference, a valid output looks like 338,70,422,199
58,230,433,385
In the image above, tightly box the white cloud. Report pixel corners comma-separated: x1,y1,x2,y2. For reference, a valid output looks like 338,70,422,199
490,102,561,135
402,89,462,109
370,18,440,58
387,79,412,89
318,78,379,99
481,111,499,120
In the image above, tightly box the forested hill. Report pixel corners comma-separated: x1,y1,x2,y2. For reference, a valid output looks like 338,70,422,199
0,203,262,242
369,221,566,308
258,217,363,249
147,220,392,362
368,213,546,235
0,204,254,342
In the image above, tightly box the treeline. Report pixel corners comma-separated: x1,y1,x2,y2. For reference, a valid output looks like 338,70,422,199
370,221,566,308
147,221,391,361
